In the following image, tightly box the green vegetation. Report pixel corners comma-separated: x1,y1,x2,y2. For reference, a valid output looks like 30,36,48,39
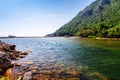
50,0,120,38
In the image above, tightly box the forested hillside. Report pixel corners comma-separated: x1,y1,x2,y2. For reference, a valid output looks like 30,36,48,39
49,0,120,38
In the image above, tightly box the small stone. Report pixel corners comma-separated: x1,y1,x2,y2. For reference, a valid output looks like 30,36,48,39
31,69,37,74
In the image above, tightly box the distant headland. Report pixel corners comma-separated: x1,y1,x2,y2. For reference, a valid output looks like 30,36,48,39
0,36,42,39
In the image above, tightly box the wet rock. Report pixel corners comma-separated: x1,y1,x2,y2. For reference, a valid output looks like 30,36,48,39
8,44,16,50
15,57,20,60
2,44,16,51
10,55,20,60
8,50,29,60
20,52,28,55
20,55,26,58
22,66,30,71
23,71,32,80
11,50,20,54
12,62,21,68
0,51,11,70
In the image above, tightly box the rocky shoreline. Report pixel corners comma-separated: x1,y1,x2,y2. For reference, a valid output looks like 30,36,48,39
0,40,28,75
0,40,84,80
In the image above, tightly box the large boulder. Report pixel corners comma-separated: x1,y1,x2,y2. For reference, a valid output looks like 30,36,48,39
0,40,16,51
0,51,11,72
6,44,16,50
2,44,16,51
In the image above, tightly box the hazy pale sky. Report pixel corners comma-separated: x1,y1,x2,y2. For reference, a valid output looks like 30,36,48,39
0,0,95,36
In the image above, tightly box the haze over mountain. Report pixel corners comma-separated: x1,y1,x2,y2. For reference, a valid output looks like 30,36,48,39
47,0,120,38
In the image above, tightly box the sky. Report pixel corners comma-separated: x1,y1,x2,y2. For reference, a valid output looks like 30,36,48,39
0,0,96,37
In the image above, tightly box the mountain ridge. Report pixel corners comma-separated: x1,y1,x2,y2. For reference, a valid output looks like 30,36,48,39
46,0,120,38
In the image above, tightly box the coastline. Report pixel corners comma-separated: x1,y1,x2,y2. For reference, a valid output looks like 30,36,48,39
0,40,29,80
0,39,83,80
1,36,120,41
0,37,118,80
47,36,120,40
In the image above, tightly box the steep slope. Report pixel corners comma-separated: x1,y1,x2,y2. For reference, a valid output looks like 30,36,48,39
50,0,120,38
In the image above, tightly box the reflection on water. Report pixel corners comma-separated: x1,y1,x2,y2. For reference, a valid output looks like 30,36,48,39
2,38,120,80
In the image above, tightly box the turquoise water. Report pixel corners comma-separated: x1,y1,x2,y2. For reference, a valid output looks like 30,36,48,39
2,38,120,80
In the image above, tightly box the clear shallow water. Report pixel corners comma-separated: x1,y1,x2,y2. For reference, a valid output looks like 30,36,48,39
2,38,120,80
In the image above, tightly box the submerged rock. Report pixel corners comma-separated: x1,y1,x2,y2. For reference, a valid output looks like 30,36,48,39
23,71,32,80
22,66,30,71
23,60,33,65
87,72,108,80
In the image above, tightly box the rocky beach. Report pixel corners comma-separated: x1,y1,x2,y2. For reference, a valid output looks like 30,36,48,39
0,40,83,80
0,40,29,79
0,37,119,80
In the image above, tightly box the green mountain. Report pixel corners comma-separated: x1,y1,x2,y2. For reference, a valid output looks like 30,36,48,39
48,0,120,38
